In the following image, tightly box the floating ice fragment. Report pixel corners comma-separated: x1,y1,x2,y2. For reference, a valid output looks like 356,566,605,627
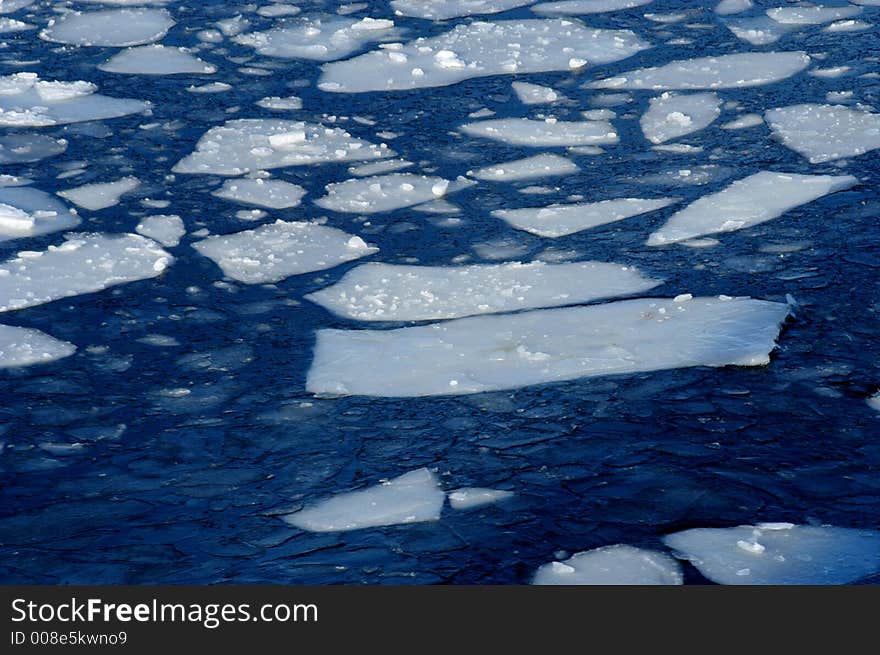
511,81,561,105
461,118,618,146
471,153,578,181
315,173,473,214
99,45,216,75
766,5,861,25
868,393,880,413
135,215,184,247
765,104,880,163
532,0,653,15
715,0,752,15
212,178,306,209
0,0,34,13
640,92,721,144
391,0,537,19
40,9,173,47
58,177,139,211
348,158,414,177
448,488,513,510
0,324,75,368
720,113,763,130
0,187,79,242
533,545,683,585
256,96,303,110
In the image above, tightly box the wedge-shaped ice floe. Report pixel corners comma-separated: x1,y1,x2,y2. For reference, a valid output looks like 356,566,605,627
470,153,578,181
0,323,75,368
533,545,683,585
647,172,858,246
764,104,880,164
0,233,172,313
99,45,216,75
212,178,306,209
493,197,677,237
448,487,513,510
306,261,661,321
0,187,79,242
391,0,537,19
664,523,880,585
766,5,861,25
640,92,721,144
588,52,810,90
283,468,445,532
192,220,377,284
136,215,184,247
315,173,473,214
532,0,653,14
0,72,147,127
318,19,650,92
461,118,618,146
173,119,392,175
307,295,790,397
39,9,174,47
233,15,398,61
58,176,139,211
511,81,562,105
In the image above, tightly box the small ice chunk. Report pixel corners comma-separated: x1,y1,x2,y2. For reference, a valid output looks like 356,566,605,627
348,158,414,177
212,178,306,209
640,92,721,144
868,393,880,412
511,81,561,105
256,96,303,111
40,9,174,47
471,153,578,181
99,45,216,75
0,324,75,368
715,0,752,15
448,487,513,510
765,104,880,163
720,113,763,130
0,187,79,241
767,5,861,25
461,118,619,146
58,176,139,211
135,214,184,247
315,173,473,214
533,545,683,585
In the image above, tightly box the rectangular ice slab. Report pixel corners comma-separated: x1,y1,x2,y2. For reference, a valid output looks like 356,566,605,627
305,260,661,321
0,233,172,313
307,296,790,397
461,118,618,146
0,323,75,368
283,468,445,532
192,220,377,284
647,171,858,246
765,104,880,163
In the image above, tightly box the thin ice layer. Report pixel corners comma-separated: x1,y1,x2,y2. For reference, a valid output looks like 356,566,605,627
640,92,721,144
173,119,393,175
319,19,650,92
283,468,445,532
461,118,619,146
212,178,306,209
471,153,578,181
192,220,377,284
305,260,661,321
764,104,880,163
532,0,653,14
99,45,216,75
588,52,811,90
533,545,683,585
306,295,791,397
39,9,174,47
0,233,172,313
58,177,140,211
664,523,880,584
391,0,537,19
647,172,858,246
0,187,79,242
493,197,677,237
0,323,75,368
315,173,472,214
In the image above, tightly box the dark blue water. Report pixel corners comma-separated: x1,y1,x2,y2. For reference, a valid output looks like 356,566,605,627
0,0,878,584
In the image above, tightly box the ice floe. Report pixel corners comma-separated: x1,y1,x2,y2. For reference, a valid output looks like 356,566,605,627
256,96,303,111
765,104,880,163
492,197,677,237
319,19,650,92
283,468,445,532
192,220,377,284
135,215,184,248
470,153,578,181
766,5,861,25
647,172,857,246
868,393,880,412
0,0,34,13
306,295,790,397
720,113,763,130
315,173,472,214
461,118,619,146
511,81,561,105
58,177,140,211
724,16,794,45
532,0,653,15
715,0,752,15
0,134,66,163
640,92,721,144
664,523,880,585
448,487,513,510
173,119,392,175
305,261,661,321
0,187,79,242
0,234,172,313
348,158,414,177
212,178,306,209
0,324,75,368
391,0,537,19
0,17,32,33
99,45,216,75
40,9,174,47
533,545,683,585
588,52,811,90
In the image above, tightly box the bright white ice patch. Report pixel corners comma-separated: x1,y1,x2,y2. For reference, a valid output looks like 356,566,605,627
493,197,677,237
135,215,184,247
283,468,445,532
306,296,790,397
99,45,216,75
0,187,79,242
40,9,174,47
0,233,172,313
511,81,561,105
640,92,721,144
664,523,880,585
647,172,857,246
715,0,752,15
305,261,661,321
0,324,75,368
315,173,472,214
532,0,653,14
212,178,306,209
461,118,619,146
533,545,683,585
765,104,880,163
720,113,763,130
58,177,139,211
448,487,513,510
192,220,377,284
470,153,578,181
766,5,861,25
391,0,537,19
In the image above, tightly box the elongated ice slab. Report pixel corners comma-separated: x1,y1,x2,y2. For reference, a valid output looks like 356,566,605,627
212,178,306,209
588,52,811,90
767,6,861,25
99,45,216,75
392,0,536,19
715,0,752,15
471,153,578,181
0,324,75,368
0,233,172,313
511,81,561,105
765,104,880,163
493,197,677,237
640,92,721,144
461,118,618,146
532,0,653,14
725,16,795,45
319,19,650,92
174,119,392,175
533,545,683,585
283,468,445,532
306,261,661,321
448,487,513,510
58,177,139,211
647,172,858,246
135,215,184,247
0,134,66,163
307,296,790,397
664,523,880,585
192,220,377,284
40,9,174,47
0,187,79,242
315,173,472,214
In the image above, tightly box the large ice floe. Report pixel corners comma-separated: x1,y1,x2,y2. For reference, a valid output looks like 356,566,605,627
0,187,79,242
0,73,147,127
58,177,140,211
234,16,398,61
314,173,473,214
212,178,306,209
470,153,578,181
766,5,861,25
715,0,752,15
460,118,619,146
318,19,650,92
764,104,880,163
306,295,790,397
391,0,537,19
588,52,811,90
173,119,392,175
492,197,677,237
664,523,880,585
283,468,445,532
305,261,661,321
640,92,721,144
646,172,858,246
192,220,377,284
532,0,653,14
0,323,76,368
0,234,172,313
99,45,216,75
532,545,683,585
39,8,174,47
